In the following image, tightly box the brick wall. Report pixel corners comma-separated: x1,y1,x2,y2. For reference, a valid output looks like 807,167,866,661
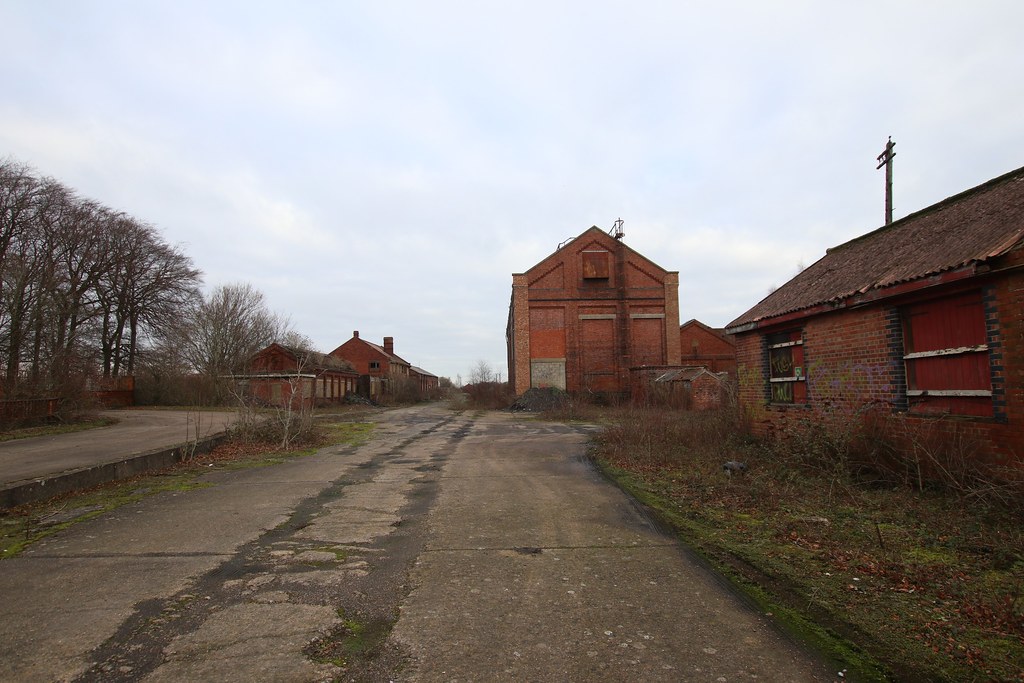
509,227,680,396
679,321,737,375
735,266,1024,464
330,333,393,377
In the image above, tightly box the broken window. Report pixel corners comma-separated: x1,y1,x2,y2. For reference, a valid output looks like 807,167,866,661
902,291,992,417
369,361,381,371
767,330,806,404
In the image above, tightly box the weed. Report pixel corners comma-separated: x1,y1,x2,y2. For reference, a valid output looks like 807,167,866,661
304,610,391,669
585,404,1024,682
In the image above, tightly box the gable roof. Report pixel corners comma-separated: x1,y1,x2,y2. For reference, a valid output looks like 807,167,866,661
333,336,411,366
654,366,726,383
728,165,1024,331
252,343,356,374
518,225,677,278
680,319,736,347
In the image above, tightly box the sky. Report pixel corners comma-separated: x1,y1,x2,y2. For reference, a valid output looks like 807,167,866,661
2,2,1023,382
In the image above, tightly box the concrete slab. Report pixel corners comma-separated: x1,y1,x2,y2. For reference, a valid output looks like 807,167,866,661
0,409,239,508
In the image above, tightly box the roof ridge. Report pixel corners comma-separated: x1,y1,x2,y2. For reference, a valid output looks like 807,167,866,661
827,164,1024,255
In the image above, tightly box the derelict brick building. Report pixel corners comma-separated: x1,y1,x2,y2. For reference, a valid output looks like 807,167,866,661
726,165,1024,463
507,226,681,396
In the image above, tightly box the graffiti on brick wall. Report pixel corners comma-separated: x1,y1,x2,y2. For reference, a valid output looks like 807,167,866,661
804,359,898,410
738,359,897,416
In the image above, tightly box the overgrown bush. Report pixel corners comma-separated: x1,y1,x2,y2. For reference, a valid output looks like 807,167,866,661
767,406,1024,512
589,404,1024,681
597,404,744,470
229,397,324,450
462,381,512,410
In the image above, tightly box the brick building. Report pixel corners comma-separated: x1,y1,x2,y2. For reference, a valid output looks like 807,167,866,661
330,331,420,401
507,226,681,396
631,366,729,410
330,332,411,379
726,165,1024,463
679,319,737,376
238,343,359,409
410,366,439,395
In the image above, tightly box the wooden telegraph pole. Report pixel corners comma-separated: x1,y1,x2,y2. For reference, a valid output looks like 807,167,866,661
876,136,896,225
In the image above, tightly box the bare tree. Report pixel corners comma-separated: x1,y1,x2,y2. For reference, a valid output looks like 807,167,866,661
0,159,202,404
469,359,494,385
96,215,200,377
175,283,289,402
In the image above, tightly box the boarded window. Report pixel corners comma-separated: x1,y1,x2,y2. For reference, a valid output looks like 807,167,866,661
632,317,665,366
581,317,617,391
767,330,806,404
582,251,610,279
902,291,991,417
529,307,566,358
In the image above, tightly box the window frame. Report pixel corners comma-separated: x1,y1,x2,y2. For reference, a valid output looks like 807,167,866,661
767,329,806,405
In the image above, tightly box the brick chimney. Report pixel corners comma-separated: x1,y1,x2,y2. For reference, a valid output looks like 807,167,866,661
383,337,394,355
353,330,359,339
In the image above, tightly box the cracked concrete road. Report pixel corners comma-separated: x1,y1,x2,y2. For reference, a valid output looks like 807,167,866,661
0,404,835,682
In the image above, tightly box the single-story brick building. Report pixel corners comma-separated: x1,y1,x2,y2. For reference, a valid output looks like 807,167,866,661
631,366,730,410
679,319,737,376
410,366,439,395
237,343,359,409
507,225,681,396
726,165,1024,463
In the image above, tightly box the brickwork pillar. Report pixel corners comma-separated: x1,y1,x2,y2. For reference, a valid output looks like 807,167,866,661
664,272,681,365
509,274,532,395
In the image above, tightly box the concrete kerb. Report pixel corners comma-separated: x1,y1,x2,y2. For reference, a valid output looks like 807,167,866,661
0,433,231,510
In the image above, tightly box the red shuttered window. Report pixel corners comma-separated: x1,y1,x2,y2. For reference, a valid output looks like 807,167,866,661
901,291,992,417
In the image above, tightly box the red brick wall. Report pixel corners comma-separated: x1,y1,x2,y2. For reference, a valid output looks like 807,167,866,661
330,337,393,377
691,373,724,411
509,228,680,395
679,322,737,375
988,252,1024,460
735,266,1024,464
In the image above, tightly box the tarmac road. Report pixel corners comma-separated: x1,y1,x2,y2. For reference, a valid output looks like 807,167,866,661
0,409,238,487
0,404,836,682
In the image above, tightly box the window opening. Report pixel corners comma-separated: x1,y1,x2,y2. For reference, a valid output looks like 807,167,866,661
767,330,806,404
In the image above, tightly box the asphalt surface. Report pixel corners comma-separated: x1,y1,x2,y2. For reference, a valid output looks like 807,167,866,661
0,404,837,682
0,409,238,487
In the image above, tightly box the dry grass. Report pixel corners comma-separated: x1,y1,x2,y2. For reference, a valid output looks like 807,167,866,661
585,405,1024,682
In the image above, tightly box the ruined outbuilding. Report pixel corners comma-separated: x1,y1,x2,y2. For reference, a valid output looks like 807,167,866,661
238,343,359,409
507,225,681,397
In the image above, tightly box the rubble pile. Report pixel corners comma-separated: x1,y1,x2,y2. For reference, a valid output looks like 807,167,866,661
509,387,569,412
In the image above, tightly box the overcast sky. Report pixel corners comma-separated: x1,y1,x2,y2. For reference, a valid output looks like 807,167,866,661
3,2,1022,382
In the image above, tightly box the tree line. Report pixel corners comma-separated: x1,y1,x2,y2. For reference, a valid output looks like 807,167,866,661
1,158,288,407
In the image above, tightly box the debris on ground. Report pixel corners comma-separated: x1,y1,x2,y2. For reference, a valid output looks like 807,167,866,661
509,388,570,412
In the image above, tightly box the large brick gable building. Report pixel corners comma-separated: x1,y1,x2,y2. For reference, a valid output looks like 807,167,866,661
507,226,681,396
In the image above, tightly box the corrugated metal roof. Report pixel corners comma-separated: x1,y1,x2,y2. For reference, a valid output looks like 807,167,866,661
728,165,1024,330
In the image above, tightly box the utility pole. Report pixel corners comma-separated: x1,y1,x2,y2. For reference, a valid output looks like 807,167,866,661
876,136,896,225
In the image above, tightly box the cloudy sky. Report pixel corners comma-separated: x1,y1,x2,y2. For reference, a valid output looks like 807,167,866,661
3,2,1022,382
